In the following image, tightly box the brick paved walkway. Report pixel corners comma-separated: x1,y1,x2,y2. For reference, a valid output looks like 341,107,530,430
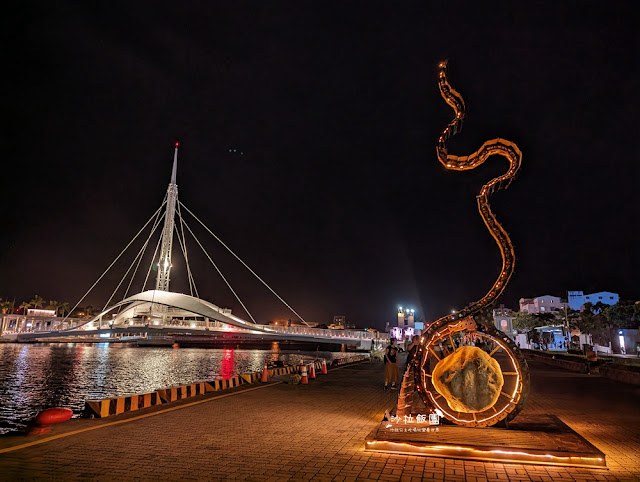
0,359,638,481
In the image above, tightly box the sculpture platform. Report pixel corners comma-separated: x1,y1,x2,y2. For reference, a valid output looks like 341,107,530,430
364,413,606,468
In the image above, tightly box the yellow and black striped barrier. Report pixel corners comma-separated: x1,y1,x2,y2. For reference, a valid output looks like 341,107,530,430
204,376,243,392
84,357,370,418
84,391,163,418
157,382,208,403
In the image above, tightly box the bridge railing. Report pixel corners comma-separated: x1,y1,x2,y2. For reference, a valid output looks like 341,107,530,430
264,325,385,340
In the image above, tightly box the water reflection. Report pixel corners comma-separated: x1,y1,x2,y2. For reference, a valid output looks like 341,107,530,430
0,343,352,434
220,349,234,379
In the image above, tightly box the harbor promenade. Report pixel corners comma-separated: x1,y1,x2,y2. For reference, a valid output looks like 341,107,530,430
0,359,638,481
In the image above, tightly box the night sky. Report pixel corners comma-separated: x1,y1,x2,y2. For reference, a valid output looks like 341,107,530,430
2,2,637,329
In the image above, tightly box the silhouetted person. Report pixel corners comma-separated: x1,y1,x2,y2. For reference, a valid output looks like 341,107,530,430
384,339,399,390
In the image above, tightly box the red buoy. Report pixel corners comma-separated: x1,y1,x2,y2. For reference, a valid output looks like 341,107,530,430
33,408,73,426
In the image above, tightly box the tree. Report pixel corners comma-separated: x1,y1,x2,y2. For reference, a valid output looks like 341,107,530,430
19,301,31,315
554,306,579,330
572,302,611,346
30,295,45,310
604,301,640,330
47,300,61,316
513,312,542,331
513,311,557,331
59,302,71,317
0,298,14,314
572,302,597,335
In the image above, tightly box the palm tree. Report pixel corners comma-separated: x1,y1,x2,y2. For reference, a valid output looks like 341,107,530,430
30,295,45,310
2,300,14,314
19,301,31,315
47,300,61,316
84,305,96,318
0,298,9,314
59,302,71,317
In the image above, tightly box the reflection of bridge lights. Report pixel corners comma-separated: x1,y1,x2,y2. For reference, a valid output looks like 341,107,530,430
221,349,234,379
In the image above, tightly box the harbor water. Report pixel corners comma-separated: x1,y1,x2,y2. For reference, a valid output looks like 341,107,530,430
0,342,354,434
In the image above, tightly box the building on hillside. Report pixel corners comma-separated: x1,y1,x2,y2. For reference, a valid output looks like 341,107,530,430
567,291,619,311
519,295,567,314
493,304,515,338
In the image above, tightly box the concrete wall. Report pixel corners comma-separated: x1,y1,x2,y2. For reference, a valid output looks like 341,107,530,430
600,364,640,385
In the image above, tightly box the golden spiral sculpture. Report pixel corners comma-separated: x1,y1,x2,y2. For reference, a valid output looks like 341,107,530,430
414,61,530,427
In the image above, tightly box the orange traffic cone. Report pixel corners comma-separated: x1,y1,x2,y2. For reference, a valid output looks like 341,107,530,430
321,359,328,375
309,362,316,379
261,360,269,382
300,365,308,384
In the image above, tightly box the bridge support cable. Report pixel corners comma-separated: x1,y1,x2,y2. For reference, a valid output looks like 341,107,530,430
179,201,310,327
179,214,258,325
103,206,166,311
142,226,164,294
61,201,167,324
176,202,199,299
174,220,197,298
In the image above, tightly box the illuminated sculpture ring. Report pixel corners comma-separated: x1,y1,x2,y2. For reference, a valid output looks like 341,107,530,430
414,62,530,427
418,318,528,427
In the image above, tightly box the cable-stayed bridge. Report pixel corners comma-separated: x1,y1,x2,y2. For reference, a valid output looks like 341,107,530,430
4,144,387,350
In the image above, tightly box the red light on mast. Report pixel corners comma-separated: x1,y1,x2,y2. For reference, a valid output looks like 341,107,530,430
175,141,180,147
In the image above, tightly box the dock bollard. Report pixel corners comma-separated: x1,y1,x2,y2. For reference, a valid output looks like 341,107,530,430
300,365,309,384
321,359,328,375
309,362,316,379
261,360,269,383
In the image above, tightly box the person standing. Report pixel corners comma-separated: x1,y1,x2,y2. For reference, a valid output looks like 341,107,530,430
405,335,420,373
384,339,399,390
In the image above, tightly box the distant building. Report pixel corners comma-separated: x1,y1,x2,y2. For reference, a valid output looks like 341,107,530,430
328,315,345,330
519,295,567,314
397,308,415,328
1,313,86,335
27,309,57,317
493,304,515,338
567,291,619,311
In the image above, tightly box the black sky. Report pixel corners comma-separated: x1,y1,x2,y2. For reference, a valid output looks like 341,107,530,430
2,1,638,329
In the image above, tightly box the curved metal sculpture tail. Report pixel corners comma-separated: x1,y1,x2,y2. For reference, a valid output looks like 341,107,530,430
414,62,529,427
436,60,522,321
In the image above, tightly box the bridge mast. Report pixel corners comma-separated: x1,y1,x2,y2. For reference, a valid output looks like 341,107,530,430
155,142,180,292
